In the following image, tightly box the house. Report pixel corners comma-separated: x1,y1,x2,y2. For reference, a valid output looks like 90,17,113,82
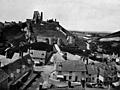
94,63,108,83
56,60,86,82
0,69,9,90
1,54,33,90
50,52,65,70
50,52,65,63
30,50,46,64
94,62,118,84
86,64,98,83
86,62,107,83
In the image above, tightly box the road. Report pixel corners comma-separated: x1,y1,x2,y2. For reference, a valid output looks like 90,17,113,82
48,86,108,90
27,65,54,90
48,86,120,90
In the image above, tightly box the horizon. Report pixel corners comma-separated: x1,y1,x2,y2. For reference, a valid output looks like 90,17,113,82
1,0,120,33
69,30,112,33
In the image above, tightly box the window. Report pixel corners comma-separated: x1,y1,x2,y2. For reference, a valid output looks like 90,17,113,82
75,76,78,81
8,73,14,82
86,78,91,82
27,59,31,64
114,77,118,81
59,63,62,67
8,77,12,83
69,76,72,80
42,53,44,56
59,63,62,70
92,77,94,80
64,76,66,81
89,74,91,76
58,71,62,75
16,69,20,73
81,71,84,74
22,65,26,69
35,63,42,66
10,73,14,78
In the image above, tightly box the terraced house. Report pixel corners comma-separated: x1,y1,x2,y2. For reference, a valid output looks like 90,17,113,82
56,60,86,82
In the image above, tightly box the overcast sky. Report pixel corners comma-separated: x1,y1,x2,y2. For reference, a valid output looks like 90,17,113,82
1,0,120,32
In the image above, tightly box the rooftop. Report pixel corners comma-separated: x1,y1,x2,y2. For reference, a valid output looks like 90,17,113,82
0,69,9,83
56,60,86,72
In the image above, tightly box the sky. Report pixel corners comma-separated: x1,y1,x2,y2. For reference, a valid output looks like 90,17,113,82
0,0,120,32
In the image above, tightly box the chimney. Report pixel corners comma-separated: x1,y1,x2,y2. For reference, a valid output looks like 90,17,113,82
55,19,56,22
40,12,43,21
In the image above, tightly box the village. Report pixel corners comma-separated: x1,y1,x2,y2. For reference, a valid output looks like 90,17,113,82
0,11,120,90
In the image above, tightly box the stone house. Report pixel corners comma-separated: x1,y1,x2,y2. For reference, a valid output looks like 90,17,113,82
86,64,98,83
30,50,46,64
94,62,118,84
1,54,33,90
56,60,86,82
0,69,9,90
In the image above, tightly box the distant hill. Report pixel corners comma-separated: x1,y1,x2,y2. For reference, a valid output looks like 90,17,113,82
95,30,120,55
71,31,110,37
103,31,120,38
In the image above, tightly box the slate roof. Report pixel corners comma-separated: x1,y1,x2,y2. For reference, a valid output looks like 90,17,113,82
0,69,9,83
95,63,106,69
2,54,32,75
29,42,53,51
56,60,86,72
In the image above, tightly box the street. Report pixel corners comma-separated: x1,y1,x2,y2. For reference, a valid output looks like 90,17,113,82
48,86,108,90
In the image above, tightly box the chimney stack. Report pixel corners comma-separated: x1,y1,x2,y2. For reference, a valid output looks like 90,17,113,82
55,19,56,22
40,12,43,21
